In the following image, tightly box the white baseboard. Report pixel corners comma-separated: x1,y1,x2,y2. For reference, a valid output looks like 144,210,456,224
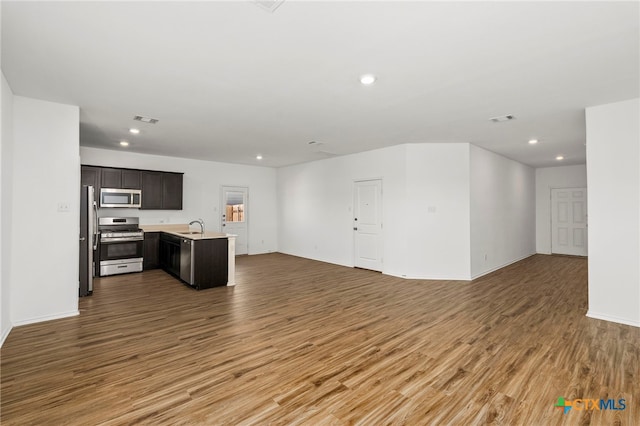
11,310,79,327
385,271,472,281
276,251,352,269
586,311,640,328
0,323,13,347
470,253,535,280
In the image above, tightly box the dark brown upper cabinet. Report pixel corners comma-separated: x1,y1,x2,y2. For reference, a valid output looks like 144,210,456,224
140,171,183,210
121,169,141,189
141,171,163,209
100,167,122,188
80,166,101,190
82,165,183,210
100,168,141,189
162,173,183,210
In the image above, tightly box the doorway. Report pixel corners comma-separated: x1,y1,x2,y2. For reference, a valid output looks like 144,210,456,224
353,179,383,271
551,187,588,256
221,186,248,255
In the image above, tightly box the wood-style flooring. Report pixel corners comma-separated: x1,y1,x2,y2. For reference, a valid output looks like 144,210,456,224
1,254,638,425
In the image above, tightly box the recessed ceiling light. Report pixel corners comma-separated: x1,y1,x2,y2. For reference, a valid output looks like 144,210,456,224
556,155,564,161
528,139,538,145
120,141,129,147
129,128,140,134
360,74,376,85
256,155,263,160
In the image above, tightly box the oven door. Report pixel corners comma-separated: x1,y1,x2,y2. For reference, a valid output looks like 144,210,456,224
99,238,144,276
99,239,144,262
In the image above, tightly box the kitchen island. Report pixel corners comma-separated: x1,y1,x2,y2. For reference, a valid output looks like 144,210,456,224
141,224,236,289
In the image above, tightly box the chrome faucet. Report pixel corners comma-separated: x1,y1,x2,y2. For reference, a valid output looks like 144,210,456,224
189,218,205,235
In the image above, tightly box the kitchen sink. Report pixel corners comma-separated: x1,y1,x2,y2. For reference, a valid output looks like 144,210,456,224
179,231,203,235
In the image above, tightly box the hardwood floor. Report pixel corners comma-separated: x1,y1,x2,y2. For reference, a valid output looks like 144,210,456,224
1,254,638,425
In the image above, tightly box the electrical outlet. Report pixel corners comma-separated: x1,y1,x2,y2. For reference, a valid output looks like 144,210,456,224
57,202,69,212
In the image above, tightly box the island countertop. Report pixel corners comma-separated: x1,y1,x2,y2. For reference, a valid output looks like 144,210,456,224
139,224,236,241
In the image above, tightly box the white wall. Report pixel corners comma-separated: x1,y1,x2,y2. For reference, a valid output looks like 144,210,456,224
80,147,278,255
470,145,536,278
586,98,639,327
277,143,477,280
277,145,408,277
404,143,471,280
1,72,14,345
11,96,80,325
535,164,587,254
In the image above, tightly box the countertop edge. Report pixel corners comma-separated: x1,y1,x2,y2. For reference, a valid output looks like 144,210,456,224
140,224,235,241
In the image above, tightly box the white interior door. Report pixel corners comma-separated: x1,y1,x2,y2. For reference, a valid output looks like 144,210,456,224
551,187,588,256
221,186,248,255
354,179,383,271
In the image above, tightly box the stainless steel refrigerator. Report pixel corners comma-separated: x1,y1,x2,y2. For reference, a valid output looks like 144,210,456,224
79,185,98,297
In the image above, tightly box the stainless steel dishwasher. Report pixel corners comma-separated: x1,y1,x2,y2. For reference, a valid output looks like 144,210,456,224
179,238,194,285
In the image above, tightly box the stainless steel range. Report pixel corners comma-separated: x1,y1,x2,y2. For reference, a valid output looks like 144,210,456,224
98,217,144,276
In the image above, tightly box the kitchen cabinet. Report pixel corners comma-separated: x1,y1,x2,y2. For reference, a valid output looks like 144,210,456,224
141,171,163,209
159,232,228,289
100,168,122,188
81,165,183,210
159,233,181,276
100,168,141,190
81,165,101,190
141,171,183,210
162,173,183,210
121,169,141,189
192,238,228,289
143,232,160,270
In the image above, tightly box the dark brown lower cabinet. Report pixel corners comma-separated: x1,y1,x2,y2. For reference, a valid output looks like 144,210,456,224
192,238,228,290
157,233,228,290
159,233,181,277
143,232,160,270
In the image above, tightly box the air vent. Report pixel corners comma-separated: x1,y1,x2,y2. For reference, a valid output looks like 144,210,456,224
133,115,159,124
308,140,339,156
253,0,285,13
489,114,515,123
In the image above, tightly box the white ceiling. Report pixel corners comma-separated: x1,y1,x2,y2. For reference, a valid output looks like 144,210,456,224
2,1,638,168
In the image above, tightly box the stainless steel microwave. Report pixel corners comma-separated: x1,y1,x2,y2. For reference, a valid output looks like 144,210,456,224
100,188,142,208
